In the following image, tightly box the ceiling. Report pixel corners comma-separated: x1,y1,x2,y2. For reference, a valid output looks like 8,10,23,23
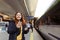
0,0,38,19
25,0,38,16
0,0,29,18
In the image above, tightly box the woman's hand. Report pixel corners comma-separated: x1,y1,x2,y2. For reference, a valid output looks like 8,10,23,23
25,28,28,31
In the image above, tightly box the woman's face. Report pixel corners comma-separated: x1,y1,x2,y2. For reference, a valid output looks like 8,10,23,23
16,12,22,20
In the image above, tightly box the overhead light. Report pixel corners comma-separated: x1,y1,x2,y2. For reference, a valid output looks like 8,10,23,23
34,0,56,18
3,15,8,17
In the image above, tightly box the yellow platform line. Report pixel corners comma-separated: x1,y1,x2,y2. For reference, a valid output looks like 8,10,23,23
30,32,33,40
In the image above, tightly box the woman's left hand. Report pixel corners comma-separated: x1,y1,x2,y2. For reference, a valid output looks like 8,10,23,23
25,28,28,31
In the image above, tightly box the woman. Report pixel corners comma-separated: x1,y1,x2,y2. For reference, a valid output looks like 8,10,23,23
7,12,28,40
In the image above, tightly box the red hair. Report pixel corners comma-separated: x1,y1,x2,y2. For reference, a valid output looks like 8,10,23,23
14,12,26,25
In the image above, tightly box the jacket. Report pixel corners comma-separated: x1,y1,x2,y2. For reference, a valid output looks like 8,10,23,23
7,20,29,40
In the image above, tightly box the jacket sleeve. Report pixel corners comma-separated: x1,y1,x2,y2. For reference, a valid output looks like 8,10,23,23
23,24,29,34
7,21,20,34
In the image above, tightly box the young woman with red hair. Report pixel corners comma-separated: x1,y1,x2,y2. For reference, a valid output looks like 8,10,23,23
7,12,28,40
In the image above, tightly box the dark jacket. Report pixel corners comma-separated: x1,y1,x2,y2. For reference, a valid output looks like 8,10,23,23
7,20,29,40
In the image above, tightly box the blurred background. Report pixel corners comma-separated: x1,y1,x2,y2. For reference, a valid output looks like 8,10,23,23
0,0,60,40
